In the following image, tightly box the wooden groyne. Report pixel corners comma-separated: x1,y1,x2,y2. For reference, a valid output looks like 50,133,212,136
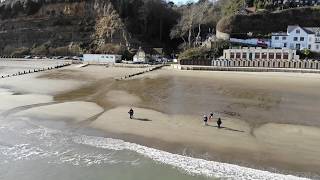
113,64,154,68
115,65,164,80
0,63,71,79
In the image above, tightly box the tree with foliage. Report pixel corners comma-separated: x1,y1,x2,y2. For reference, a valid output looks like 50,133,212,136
111,0,179,49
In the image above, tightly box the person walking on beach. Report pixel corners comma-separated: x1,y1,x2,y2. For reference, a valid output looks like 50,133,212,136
209,112,214,121
203,115,208,126
217,117,222,128
128,108,134,119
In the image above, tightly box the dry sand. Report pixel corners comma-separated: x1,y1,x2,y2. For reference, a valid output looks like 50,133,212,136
13,101,104,122
1,63,320,176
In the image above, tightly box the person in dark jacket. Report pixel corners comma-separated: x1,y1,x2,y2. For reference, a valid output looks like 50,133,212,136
203,115,208,126
217,117,222,128
128,108,134,119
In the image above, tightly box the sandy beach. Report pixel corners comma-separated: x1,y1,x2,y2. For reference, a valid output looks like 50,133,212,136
1,61,320,178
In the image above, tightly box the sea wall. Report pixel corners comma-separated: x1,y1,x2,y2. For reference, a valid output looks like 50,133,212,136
172,61,320,74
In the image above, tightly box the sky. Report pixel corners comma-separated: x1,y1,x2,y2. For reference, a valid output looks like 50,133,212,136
171,0,198,5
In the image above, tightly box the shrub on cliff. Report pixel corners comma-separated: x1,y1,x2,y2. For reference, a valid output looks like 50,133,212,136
49,46,69,56
178,40,230,60
178,48,208,60
95,43,125,54
31,44,49,55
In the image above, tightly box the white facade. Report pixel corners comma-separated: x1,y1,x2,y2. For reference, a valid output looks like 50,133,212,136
83,54,122,64
133,48,148,63
223,47,299,61
271,25,320,52
230,38,271,47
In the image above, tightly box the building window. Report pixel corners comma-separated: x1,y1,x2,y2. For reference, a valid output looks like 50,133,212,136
294,37,298,41
283,53,289,60
269,53,275,59
230,52,235,59
300,37,304,41
296,29,300,34
317,45,320,50
236,53,241,59
262,53,267,59
296,44,301,49
308,45,311,49
242,53,247,59
255,53,260,59
275,36,279,40
276,53,282,59
284,43,287,47
282,36,286,40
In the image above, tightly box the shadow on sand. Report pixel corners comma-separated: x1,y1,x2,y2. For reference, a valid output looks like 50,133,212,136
132,117,152,122
208,125,245,133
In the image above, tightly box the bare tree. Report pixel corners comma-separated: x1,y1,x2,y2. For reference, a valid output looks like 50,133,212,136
170,6,196,49
194,1,211,46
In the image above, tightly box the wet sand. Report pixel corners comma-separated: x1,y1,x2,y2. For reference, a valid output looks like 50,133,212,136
1,64,320,177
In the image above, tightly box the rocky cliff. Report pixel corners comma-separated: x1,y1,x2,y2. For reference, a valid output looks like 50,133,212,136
0,0,129,56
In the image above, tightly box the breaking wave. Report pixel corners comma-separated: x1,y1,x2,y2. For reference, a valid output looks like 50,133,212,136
73,135,309,180
0,120,311,180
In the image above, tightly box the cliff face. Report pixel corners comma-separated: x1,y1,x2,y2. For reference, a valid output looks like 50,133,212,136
0,0,128,56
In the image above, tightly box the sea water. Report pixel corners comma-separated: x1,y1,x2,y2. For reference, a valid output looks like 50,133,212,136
0,113,309,180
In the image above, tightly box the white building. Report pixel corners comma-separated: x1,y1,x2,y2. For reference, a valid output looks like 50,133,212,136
212,47,320,69
223,47,299,61
271,25,320,52
133,47,149,63
83,54,122,64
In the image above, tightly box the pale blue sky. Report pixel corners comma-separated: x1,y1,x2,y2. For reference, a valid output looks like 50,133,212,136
171,0,198,5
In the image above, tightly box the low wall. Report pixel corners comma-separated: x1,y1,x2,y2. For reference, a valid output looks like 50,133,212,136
212,59,320,70
216,30,230,40
179,59,212,66
172,65,320,74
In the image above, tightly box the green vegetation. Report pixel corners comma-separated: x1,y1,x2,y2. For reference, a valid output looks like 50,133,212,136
111,0,180,49
298,49,320,59
178,40,230,60
222,0,246,16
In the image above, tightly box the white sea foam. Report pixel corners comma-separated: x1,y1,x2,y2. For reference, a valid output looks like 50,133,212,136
73,135,310,180
0,124,140,167
0,122,311,180
0,143,135,167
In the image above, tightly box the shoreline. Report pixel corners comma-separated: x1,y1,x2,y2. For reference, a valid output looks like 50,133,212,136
89,106,320,177
97,126,318,178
